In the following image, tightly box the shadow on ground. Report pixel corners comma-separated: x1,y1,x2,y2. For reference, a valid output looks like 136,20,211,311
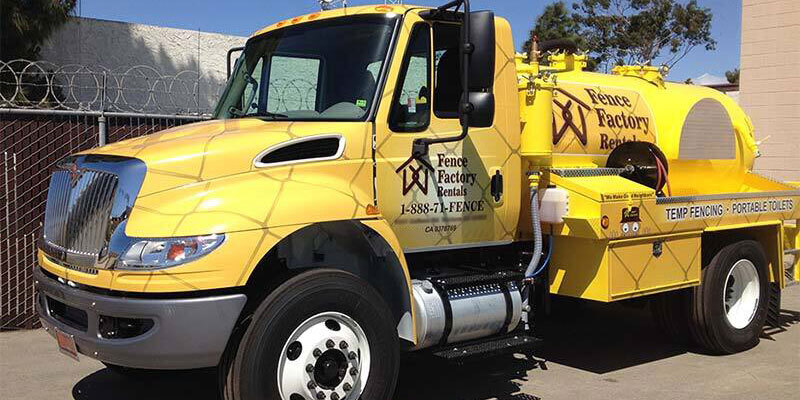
71,299,800,400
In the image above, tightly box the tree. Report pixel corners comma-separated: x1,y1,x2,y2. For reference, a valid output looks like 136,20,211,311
524,0,715,73
1,1,76,106
725,68,739,84
1,0,77,61
522,2,585,56
571,0,716,72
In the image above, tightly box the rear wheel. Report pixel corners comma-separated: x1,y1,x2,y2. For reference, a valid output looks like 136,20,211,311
688,240,770,354
223,269,399,400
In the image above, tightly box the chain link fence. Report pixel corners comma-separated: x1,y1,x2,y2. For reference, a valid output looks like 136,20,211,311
0,59,216,330
0,56,348,329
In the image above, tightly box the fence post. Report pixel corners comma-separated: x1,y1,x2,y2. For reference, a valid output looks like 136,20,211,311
98,115,107,146
98,71,107,146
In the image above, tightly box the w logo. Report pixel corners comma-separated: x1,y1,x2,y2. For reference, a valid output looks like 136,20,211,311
395,156,434,195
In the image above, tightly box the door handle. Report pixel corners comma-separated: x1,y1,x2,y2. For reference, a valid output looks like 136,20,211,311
491,170,503,202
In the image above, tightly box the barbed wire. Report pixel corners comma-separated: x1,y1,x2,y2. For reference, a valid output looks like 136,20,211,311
0,59,225,115
1,59,425,116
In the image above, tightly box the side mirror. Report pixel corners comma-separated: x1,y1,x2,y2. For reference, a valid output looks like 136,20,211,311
463,92,494,128
462,10,495,128
465,11,495,91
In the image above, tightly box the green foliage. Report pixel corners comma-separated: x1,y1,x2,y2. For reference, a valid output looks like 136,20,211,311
522,2,585,56
522,2,598,70
525,0,716,73
1,0,77,61
725,68,739,84
575,0,716,70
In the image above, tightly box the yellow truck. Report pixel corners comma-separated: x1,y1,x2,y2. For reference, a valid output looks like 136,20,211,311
34,2,799,399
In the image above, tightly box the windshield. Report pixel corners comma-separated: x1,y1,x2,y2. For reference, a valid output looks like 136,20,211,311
214,15,399,121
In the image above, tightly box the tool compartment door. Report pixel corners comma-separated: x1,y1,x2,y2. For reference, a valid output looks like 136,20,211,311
608,233,701,300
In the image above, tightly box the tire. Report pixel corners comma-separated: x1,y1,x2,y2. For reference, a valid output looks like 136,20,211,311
650,289,691,344
688,240,770,354
224,269,400,400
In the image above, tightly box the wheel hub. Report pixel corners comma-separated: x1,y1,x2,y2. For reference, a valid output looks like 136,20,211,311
314,350,347,389
277,312,370,400
723,259,760,329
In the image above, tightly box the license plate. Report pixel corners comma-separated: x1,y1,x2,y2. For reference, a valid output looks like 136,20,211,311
55,328,79,361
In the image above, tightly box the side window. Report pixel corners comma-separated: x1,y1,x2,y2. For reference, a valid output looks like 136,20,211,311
266,55,321,113
433,23,461,119
389,24,431,132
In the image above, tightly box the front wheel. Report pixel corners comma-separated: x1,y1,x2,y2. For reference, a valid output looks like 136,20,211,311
224,269,400,400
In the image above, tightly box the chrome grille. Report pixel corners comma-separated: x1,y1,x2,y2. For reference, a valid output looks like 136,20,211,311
42,168,119,267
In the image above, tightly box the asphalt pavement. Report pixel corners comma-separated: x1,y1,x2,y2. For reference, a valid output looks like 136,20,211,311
2,286,798,400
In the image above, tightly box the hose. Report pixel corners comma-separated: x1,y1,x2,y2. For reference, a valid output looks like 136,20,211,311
530,235,553,278
521,184,544,332
524,186,543,279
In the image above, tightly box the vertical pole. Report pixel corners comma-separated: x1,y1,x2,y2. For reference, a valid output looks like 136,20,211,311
98,71,107,146
98,115,107,146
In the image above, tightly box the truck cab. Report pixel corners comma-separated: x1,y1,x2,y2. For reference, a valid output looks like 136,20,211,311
34,3,799,400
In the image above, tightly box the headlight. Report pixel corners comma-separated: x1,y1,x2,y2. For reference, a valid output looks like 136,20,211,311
117,234,225,270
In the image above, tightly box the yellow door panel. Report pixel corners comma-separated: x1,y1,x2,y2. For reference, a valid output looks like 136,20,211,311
373,14,521,251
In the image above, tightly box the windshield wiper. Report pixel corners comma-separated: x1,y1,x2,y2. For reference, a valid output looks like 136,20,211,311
251,111,289,119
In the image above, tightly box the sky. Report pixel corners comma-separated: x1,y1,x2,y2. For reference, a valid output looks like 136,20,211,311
74,0,742,82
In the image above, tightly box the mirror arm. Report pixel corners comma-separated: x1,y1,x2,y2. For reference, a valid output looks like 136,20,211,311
227,46,245,79
413,0,472,160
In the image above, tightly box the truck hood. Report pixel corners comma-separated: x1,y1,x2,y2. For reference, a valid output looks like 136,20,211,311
86,118,349,197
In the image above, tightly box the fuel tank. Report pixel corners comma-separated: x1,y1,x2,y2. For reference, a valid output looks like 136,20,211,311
518,53,758,173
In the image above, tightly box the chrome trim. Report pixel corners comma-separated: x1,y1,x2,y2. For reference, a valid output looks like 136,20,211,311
40,155,146,270
252,134,346,168
655,190,800,205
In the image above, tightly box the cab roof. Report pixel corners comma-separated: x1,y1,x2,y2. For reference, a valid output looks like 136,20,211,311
251,4,428,37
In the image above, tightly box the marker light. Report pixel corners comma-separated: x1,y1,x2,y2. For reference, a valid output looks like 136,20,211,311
118,234,225,270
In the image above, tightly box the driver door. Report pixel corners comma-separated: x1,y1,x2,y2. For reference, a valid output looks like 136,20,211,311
374,15,519,252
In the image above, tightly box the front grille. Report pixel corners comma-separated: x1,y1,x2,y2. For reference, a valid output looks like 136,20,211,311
43,168,118,267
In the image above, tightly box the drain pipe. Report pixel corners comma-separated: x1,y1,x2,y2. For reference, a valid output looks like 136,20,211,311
521,172,543,332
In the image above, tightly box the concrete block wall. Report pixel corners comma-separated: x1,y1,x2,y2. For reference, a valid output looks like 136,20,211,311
739,0,800,181
39,17,247,113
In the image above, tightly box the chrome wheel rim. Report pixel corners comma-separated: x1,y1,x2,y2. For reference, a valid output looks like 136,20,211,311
277,312,370,400
723,259,760,329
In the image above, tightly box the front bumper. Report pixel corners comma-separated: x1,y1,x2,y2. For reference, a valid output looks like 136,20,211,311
34,267,247,369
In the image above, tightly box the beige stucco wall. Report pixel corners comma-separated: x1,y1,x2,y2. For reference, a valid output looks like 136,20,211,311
739,0,800,181
39,17,246,113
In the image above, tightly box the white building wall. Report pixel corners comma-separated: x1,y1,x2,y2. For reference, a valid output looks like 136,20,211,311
39,17,246,113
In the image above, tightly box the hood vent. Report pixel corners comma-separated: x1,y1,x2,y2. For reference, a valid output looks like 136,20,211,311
255,135,344,167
